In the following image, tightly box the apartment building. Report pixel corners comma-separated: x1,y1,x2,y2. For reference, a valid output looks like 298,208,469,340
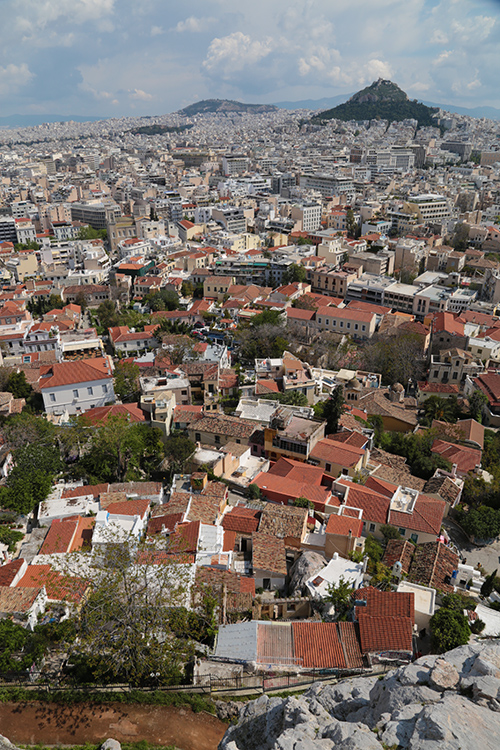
311,268,357,297
315,306,377,340
299,173,355,202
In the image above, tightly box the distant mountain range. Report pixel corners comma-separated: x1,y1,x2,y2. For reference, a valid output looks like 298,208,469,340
309,79,438,127
0,114,107,128
178,99,278,116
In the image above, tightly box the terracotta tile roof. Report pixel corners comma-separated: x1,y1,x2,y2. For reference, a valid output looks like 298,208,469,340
255,379,280,394
147,513,184,536
354,586,414,619
187,494,223,525
337,621,364,668
456,418,484,448
431,439,481,474
382,539,415,574
62,484,109,500
338,481,390,525
267,457,324,485
474,372,500,407
389,495,446,536
188,413,256,440
422,475,462,506
418,382,460,395
68,517,94,552
258,504,308,541
108,481,162,497
252,532,287,575
326,514,364,538
17,564,88,604
310,438,365,469
357,614,413,654
432,312,464,336
39,518,79,554
253,472,331,509
293,622,347,669
0,560,25,587
81,404,146,425
39,358,112,389
0,586,42,613
257,622,294,663
106,498,150,518
195,567,255,612
328,430,369,449
162,492,191,516
407,540,459,593
167,521,201,554
221,507,261,534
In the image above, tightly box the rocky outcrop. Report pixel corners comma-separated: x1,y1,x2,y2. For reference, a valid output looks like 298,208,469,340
220,641,500,749
288,551,326,597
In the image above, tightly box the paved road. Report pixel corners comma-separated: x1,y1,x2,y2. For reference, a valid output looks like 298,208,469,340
443,517,500,575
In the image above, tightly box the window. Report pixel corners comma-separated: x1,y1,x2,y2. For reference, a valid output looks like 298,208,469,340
73,389,78,398
354,323,358,331
452,372,458,380
87,386,93,396
410,533,418,544
325,462,331,472
49,393,56,402
263,578,271,590
433,371,439,378
102,384,108,393
362,325,366,332
195,433,201,442
214,435,220,444
398,528,406,536
369,523,376,532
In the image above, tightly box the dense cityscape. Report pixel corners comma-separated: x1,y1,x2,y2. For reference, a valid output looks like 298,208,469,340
0,76,500,749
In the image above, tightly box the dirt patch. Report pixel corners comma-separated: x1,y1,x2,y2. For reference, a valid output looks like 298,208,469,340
0,702,227,750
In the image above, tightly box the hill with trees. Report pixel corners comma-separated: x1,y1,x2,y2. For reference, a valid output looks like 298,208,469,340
178,99,278,116
311,78,438,128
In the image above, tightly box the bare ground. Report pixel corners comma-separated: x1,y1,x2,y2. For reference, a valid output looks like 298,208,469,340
0,701,227,750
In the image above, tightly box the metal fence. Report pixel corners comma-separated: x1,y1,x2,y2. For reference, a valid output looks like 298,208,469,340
0,665,372,696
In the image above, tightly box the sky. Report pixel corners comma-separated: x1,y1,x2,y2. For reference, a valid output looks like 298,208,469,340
1,0,500,117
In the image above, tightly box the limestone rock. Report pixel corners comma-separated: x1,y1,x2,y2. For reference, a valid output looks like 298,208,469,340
101,741,121,750
309,676,377,721
429,659,459,690
409,693,500,749
288,552,326,597
216,700,241,722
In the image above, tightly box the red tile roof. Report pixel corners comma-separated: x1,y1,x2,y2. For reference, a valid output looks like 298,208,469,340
310,438,365,469
81,403,145,425
106,498,150,518
357,614,413,653
0,559,25,586
326,514,364,538
221,507,261,534
17,564,88,604
147,513,184,536
39,358,112,389
39,518,79,554
431,438,481,475
293,622,346,668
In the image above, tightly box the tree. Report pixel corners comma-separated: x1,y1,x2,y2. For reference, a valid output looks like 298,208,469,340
146,290,179,312
481,569,498,597
6,371,32,400
346,208,359,238
70,536,195,685
363,333,425,386
380,524,402,540
458,505,500,540
113,360,140,401
78,226,107,241
79,417,165,484
293,496,314,509
441,592,476,612
430,608,470,653
97,300,120,329
422,395,459,425
325,576,353,620
248,483,261,500
469,390,488,423
283,263,306,284
163,433,195,475
317,386,345,434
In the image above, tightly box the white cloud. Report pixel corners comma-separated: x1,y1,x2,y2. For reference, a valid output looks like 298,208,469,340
128,88,153,101
430,29,449,44
203,32,275,75
0,63,33,94
174,16,215,33
150,25,163,37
